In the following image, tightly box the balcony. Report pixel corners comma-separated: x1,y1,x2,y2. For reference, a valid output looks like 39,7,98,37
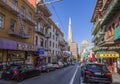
35,28,45,36
45,34,50,38
59,40,66,46
99,31,105,35
19,32,30,39
8,29,19,37
99,0,110,12
56,32,59,36
25,16,35,26
44,47,51,51
92,33,100,42
92,19,101,35
0,0,19,15
101,0,120,25
35,12,50,27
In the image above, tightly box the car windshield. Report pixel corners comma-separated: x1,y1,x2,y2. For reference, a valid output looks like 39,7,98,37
87,64,108,72
9,66,20,71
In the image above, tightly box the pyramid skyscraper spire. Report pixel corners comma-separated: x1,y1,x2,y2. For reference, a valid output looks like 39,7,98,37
68,17,73,44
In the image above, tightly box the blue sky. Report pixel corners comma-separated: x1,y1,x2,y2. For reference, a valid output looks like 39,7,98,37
47,0,96,48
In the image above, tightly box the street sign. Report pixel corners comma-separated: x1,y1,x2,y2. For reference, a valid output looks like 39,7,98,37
37,48,44,56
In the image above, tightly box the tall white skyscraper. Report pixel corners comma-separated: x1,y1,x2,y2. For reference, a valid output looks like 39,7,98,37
68,17,73,44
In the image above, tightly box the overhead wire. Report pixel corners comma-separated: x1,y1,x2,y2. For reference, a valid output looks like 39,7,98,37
47,0,67,35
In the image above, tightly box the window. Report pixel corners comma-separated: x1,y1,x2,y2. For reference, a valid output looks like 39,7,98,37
53,35,54,40
53,42,54,48
28,12,32,20
11,0,18,10
50,41,51,47
112,23,115,29
35,36,38,46
53,50,54,55
45,40,47,48
50,32,51,38
10,19,16,31
53,28,54,32
0,13,4,28
119,17,120,25
0,50,3,62
56,44,57,48
27,28,31,34
21,6,26,16
40,38,44,47
56,37,57,41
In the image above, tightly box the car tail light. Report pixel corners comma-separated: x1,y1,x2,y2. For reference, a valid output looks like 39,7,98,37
105,72,112,76
85,70,91,74
13,70,18,75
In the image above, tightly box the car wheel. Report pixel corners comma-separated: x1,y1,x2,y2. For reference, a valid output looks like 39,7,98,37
16,74,24,82
47,69,49,73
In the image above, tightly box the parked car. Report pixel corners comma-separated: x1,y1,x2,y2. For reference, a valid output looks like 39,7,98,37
52,63,60,69
47,63,55,71
63,62,68,67
57,61,64,68
41,64,49,72
81,63,112,84
1,64,41,82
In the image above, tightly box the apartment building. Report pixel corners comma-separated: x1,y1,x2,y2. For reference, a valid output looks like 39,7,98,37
91,0,120,73
48,19,66,62
80,40,89,61
34,0,52,64
0,0,36,64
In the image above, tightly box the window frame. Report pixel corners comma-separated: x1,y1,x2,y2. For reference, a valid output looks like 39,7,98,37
0,13,5,29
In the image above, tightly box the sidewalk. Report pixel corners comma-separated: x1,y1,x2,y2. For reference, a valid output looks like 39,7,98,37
112,73,120,84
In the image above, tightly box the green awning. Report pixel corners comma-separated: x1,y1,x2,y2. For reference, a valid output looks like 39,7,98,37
114,26,120,40
83,53,88,57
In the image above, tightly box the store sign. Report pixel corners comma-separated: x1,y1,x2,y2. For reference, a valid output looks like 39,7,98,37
97,54,119,58
37,48,44,56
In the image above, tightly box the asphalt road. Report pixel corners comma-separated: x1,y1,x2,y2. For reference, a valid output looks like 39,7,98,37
0,64,119,84
0,64,83,84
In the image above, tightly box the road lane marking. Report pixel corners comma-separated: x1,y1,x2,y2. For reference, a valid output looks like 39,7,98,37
69,66,79,84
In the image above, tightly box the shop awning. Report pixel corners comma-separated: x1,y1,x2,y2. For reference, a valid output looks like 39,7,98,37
0,38,17,50
114,25,120,40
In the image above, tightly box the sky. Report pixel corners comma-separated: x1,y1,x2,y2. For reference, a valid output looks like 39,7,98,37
46,0,96,48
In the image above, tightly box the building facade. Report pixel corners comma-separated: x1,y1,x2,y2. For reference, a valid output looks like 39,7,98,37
0,0,36,65
34,0,52,64
91,0,120,73
80,40,89,61
69,42,78,60
48,19,66,62
67,18,78,61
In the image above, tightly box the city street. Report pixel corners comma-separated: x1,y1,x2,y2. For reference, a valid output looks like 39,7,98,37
0,64,119,84
0,64,82,84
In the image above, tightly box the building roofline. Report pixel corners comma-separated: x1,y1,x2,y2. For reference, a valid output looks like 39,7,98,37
91,0,103,22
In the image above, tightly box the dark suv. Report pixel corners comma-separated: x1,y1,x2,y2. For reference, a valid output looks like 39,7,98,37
1,64,40,81
81,63,112,84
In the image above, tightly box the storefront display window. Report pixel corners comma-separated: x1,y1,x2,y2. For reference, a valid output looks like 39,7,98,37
7,50,25,64
0,50,2,62
117,58,120,69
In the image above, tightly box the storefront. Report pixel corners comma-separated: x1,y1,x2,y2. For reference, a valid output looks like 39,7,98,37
0,38,37,65
7,50,25,64
117,58,120,74
96,51,119,72
17,42,37,64
0,50,3,63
